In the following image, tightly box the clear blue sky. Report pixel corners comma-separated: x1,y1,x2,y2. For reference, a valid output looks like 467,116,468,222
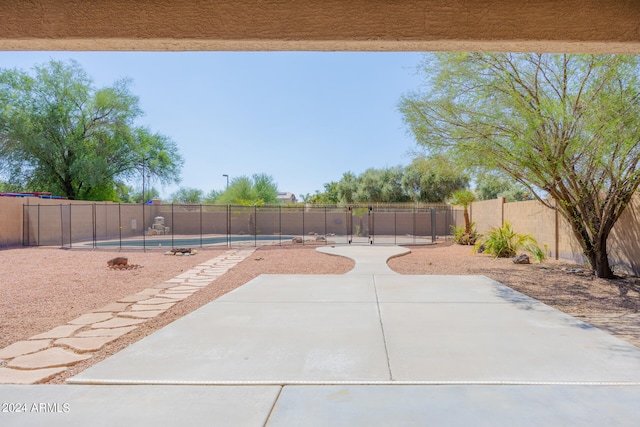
1,52,425,200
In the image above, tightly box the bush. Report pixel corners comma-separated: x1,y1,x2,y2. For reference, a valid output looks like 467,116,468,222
475,221,545,261
451,222,479,245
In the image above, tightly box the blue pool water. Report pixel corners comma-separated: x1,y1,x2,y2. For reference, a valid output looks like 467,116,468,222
94,235,294,248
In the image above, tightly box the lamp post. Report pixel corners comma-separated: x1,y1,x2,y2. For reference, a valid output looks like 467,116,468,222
223,174,229,189
146,174,151,202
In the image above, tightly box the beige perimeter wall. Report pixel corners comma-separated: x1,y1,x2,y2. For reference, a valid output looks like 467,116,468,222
470,196,640,275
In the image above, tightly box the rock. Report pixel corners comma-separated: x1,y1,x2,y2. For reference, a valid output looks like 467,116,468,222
171,248,192,254
512,254,530,264
292,237,303,244
315,236,326,242
477,244,486,254
107,257,128,267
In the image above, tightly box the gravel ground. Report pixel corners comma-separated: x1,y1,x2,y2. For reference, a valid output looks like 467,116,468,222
1,242,638,384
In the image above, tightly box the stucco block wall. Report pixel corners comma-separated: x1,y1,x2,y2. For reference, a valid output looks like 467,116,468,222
469,198,504,234
470,195,640,275
503,200,557,258
0,198,24,248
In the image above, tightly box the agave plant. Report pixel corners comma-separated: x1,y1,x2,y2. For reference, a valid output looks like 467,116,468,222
476,221,545,260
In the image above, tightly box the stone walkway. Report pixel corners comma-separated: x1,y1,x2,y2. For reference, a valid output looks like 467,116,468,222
0,248,256,384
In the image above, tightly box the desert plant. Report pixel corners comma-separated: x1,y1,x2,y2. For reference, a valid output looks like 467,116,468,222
451,222,479,245
476,222,543,259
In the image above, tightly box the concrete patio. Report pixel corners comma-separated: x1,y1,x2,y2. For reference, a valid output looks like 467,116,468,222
1,245,640,426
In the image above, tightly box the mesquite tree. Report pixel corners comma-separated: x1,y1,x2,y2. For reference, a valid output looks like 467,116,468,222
400,53,640,278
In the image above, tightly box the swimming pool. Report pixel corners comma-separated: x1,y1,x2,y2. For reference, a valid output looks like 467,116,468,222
91,234,295,248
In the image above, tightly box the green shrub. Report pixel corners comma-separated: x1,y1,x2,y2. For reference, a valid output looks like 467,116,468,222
451,222,479,245
475,221,544,260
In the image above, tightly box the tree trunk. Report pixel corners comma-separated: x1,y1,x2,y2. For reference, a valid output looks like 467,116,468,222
592,235,614,279
463,207,471,234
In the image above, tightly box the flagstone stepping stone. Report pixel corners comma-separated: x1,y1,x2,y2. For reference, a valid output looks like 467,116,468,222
130,302,175,311
8,348,91,369
118,294,150,303
55,336,120,353
76,326,137,338
30,324,84,340
135,288,161,296
184,282,211,288
166,285,200,292
68,312,113,325
0,340,52,359
157,293,191,300
91,318,145,329
118,310,165,319
153,282,183,289
0,367,67,384
93,302,130,313
136,297,182,305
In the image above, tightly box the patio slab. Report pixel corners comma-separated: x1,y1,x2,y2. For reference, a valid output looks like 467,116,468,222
267,385,640,427
215,274,376,303
69,273,640,386
0,385,280,426
70,299,389,384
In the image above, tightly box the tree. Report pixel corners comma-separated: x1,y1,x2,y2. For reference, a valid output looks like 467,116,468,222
475,173,532,202
0,60,183,200
252,173,278,204
400,53,640,278
336,172,358,204
170,187,203,204
203,189,220,203
306,181,339,204
354,166,409,203
402,155,469,202
215,174,278,205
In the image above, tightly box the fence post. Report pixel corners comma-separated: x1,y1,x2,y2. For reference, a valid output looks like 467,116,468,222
555,202,559,260
369,206,373,245
171,203,174,249
324,206,327,245
93,203,97,248
118,203,122,251
200,204,203,248
142,202,146,252
279,205,282,246
37,204,40,246
431,208,436,243
69,204,72,249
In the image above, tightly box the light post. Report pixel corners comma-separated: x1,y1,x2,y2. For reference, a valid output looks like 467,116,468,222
223,174,229,189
